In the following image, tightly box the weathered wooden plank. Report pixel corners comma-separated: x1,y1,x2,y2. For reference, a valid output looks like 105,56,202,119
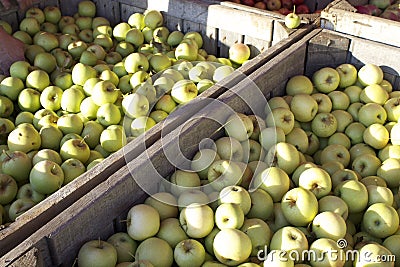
244,35,270,58
217,29,242,59
321,0,400,48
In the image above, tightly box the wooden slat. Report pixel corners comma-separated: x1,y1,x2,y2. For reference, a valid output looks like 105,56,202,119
321,0,400,48
217,29,242,59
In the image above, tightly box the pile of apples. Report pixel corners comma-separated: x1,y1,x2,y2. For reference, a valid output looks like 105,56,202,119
229,0,312,15
77,62,400,267
0,1,251,226
355,0,400,21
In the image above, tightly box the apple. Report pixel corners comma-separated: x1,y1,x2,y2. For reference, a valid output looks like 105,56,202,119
244,188,273,220
269,225,308,259
379,144,400,162
355,243,394,267
334,179,368,213
126,204,160,241
94,34,114,51
61,158,86,185
229,43,251,65
113,22,131,42
319,195,349,220
215,202,245,229
166,30,184,47
290,94,319,122
336,63,358,88
213,228,252,266
360,84,389,106
358,63,384,86
312,211,347,241
0,77,25,102
241,218,272,257
72,63,97,86
97,103,122,127
78,240,118,267
312,67,340,93
100,125,127,153
60,138,90,164
311,112,338,138
39,125,63,151
328,90,350,110
107,232,137,264
281,187,318,226
252,166,290,202
391,122,400,145
284,7,301,29
135,237,173,267
32,148,62,166
285,75,313,96
78,0,97,17
7,123,41,153
44,6,61,24
377,158,400,188
174,239,205,267
180,203,214,238
207,160,242,191
125,53,149,74
80,121,104,149
344,86,362,104
367,184,394,206
19,17,41,36
16,183,45,203
362,202,399,238
363,123,389,150
144,10,163,29
298,167,332,199
0,174,18,205
331,168,360,189
93,24,112,38
320,143,350,167
308,238,345,267
265,142,300,175
265,107,295,135
29,159,64,195
175,42,198,61
8,198,36,222
352,153,381,178
156,217,188,248
57,114,84,135
169,170,201,197
91,80,119,106
360,176,388,187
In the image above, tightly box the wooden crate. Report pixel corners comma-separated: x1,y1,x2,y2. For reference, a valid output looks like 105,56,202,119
3,28,400,266
0,0,318,260
320,0,400,48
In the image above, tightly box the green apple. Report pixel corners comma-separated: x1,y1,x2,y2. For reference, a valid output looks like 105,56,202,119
91,80,119,106
29,160,64,195
12,30,33,44
377,158,400,188
286,75,313,96
334,179,368,213
126,28,144,47
156,217,189,248
241,218,272,257
61,87,85,113
107,232,138,264
318,195,349,220
212,65,234,83
100,125,127,153
298,167,332,199
19,17,41,36
344,85,363,103
311,112,338,138
78,0,97,17
135,237,173,267
312,67,340,93
0,96,13,118
170,79,198,104
360,84,389,105
8,198,36,222
320,144,350,167
130,116,156,137
252,166,290,202
0,77,24,102
44,6,62,24
68,40,88,59
362,203,399,238
58,16,75,31
57,114,84,135
213,228,252,266
0,174,18,205
229,43,250,65
127,13,145,29
384,97,400,122
17,88,41,113
215,202,244,229
122,93,150,119
126,203,160,241
336,63,358,88
76,16,93,31
149,54,172,73
115,41,135,58
125,53,149,73
78,240,118,267
60,158,86,185
167,30,184,47
363,123,389,150
39,125,63,151
290,94,318,122
308,238,345,267
1,150,32,183
16,183,45,203
81,121,104,149
97,103,122,126
358,63,384,86
367,184,394,206
281,187,318,226
8,123,41,153
25,44,45,64
174,239,206,267
9,61,32,81
352,153,381,178
175,42,198,61
144,10,163,29
312,211,346,241
285,8,301,29
15,111,34,126
60,138,90,164
265,142,300,175
26,69,50,92
269,225,308,260
39,86,63,111
72,62,97,86
328,90,350,110
33,32,59,52
145,192,178,220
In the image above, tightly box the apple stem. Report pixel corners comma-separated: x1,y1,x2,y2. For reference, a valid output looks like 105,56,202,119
98,237,102,249
71,258,78,267
3,150,11,159
293,5,296,15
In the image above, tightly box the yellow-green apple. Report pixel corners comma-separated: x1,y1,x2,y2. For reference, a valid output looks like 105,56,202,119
91,80,119,106
360,176,387,187
93,24,112,38
8,198,36,222
68,40,88,59
328,132,351,149
39,86,63,111
224,113,253,142
269,226,308,259
152,26,169,43
170,79,198,104
265,142,300,175
166,30,184,47
360,84,389,105
126,28,144,47
331,110,353,133
246,188,273,220
241,218,272,257
80,97,100,120
61,87,85,113
377,158,400,188
44,6,61,24
331,169,360,189
178,190,209,210
190,148,220,180
298,167,332,199
25,44,46,64
60,138,90,164
379,144,400,162
26,69,50,92
312,67,340,93
174,239,205,267
16,183,45,203
81,121,104,149
129,70,151,90
93,34,113,51
113,22,131,41
17,88,41,113
135,82,157,104
391,122,400,145
143,10,163,29
129,116,156,137
311,112,338,138
127,12,144,30
215,136,244,162
29,160,64,194
0,96,13,118
62,23,80,35
34,31,59,52
367,184,394,206
334,179,368,213
328,90,350,110
33,52,56,74
358,63,384,86
78,0,96,17
252,166,290,202
0,76,25,101
336,63,358,88
100,125,127,153
362,203,399,238
57,114,83,135
77,240,117,267
308,238,345,267
265,107,295,135
259,127,285,152
97,103,122,127
229,43,250,65
87,44,106,61
267,96,290,110
215,202,244,229
19,17,40,36
72,62,97,86
58,33,79,50
12,31,32,44
382,235,400,265
320,144,350,167
212,65,234,83
344,85,362,103
292,162,319,186
7,123,41,153
122,93,149,119
352,153,381,177
207,160,242,191
180,203,214,238
169,169,201,196
155,95,176,114
318,195,349,220
285,127,309,153
135,237,173,267
156,217,188,248
9,60,33,82
311,93,333,113
79,50,97,66
354,243,394,267
363,123,389,149
345,122,366,145
285,75,313,96
384,97,400,122
124,53,149,73
213,228,252,266
281,187,318,226
107,232,137,264
0,174,18,205
312,211,346,241
126,204,160,241
32,148,62,165
162,68,185,82
219,185,251,215
290,94,318,122
115,41,135,58
61,158,86,185
39,125,63,151
248,114,266,140
145,192,178,220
